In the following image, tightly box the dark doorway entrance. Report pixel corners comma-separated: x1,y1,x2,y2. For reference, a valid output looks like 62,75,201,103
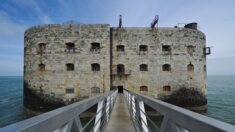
118,86,123,93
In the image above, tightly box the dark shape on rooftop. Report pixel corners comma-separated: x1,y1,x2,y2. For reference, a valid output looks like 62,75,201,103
184,22,198,30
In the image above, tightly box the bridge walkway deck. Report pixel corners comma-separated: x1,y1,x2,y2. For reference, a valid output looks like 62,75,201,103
105,93,135,132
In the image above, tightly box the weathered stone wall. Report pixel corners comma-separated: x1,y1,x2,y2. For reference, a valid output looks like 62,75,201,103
24,24,110,112
24,24,207,112
111,27,207,103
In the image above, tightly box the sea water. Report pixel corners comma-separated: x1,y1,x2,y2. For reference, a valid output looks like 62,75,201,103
204,75,235,125
0,76,25,127
0,75,235,127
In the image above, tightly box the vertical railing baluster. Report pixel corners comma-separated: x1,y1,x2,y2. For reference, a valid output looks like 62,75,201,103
132,96,136,121
109,93,112,115
160,116,178,132
70,116,83,132
94,100,104,132
139,100,148,132
106,96,110,123
129,93,132,116
54,120,73,132
135,97,142,132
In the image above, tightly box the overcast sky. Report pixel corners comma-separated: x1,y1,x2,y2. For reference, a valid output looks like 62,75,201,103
0,0,235,76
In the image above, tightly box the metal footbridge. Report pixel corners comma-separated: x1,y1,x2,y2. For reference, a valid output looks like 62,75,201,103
1,89,235,132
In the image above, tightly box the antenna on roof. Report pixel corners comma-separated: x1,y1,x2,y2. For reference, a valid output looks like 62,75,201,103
119,15,122,28
151,15,159,28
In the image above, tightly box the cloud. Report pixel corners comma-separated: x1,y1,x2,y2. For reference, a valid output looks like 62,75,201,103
9,0,53,24
0,11,25,75
30,0,53,23
0,11,27,54
0,0,235,75
0,11,26,37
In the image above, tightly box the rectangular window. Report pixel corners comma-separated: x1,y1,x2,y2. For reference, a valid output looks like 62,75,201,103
163,86,171,91
162,64,171,71
140,86,148,91
38,64,45,71
66,43,75,53
38,43,46,55
140,64,148,71
91,42,100,52
39,43,46,50
66,63,75,71
66,88,74,94
91,63,100,71
162,45,171,55
117,45,125,52
139,45,148,52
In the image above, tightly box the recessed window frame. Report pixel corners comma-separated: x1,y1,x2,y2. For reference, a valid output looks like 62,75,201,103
38,63,45,71
117,64,125,74
39,43,46,51
162,45,171,52
139,45,148,52
140,64,148,71
66,43,75,49
163,85,171,91
162,64,171,71
116,45,125,52
91,42,100,52
66,87,74,94
91,63,100,71
140,86,148,91
66,63,75,71
187,63,194,72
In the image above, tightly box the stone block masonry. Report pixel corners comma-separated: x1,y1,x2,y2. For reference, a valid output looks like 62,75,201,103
24,23,208,113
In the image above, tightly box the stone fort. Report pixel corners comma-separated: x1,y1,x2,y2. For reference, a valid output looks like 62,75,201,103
24,20,210,113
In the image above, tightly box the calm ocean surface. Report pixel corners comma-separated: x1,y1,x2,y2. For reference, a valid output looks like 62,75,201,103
0,75,235,127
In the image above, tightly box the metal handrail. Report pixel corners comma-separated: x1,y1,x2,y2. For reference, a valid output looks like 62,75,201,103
2,88,235,132
124,89,235,132
0,89,118,132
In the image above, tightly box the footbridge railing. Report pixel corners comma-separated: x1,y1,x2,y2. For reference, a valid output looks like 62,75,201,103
0,89,118,132
124,89,235,132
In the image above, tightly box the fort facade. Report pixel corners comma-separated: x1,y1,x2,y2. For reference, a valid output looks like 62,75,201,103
24,23,210,113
